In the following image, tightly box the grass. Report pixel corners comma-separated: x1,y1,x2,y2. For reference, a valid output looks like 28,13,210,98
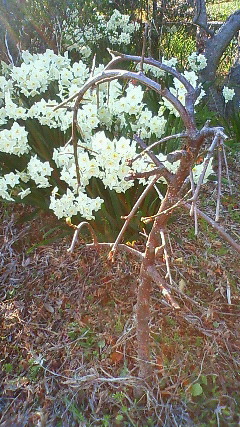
206,0,239,21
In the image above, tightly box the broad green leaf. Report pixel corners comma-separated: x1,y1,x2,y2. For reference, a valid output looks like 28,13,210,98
191,383,203,397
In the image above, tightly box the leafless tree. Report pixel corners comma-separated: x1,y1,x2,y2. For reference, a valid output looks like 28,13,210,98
55,42,240,381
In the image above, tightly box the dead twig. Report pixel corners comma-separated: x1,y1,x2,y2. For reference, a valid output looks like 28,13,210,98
142,189,192,224
129,133,187,166
146,266,180,309
108,177,159,262
67,221,98,253
160,230,173,285
140,23,149,73
215,140,222,222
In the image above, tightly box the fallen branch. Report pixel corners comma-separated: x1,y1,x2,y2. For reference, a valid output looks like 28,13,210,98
67,222,143,259
67,221,98,252
183,203,240,254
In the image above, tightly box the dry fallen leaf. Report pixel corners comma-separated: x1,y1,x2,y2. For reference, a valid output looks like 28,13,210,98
179,279,187,292
110,351,123,364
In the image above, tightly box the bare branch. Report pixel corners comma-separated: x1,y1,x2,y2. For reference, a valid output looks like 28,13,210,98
85,242,143,259
222,142,233,195
189,170,198,235
142,189,192,224
200,10,240,81
190,131,221,204
133,134,175,183
167,150,188,163
130,132,187,165
67,221,98,253
105,53,196,94
125,166,171,181
108,177,159,262
193,0,214,36
160,230,173,285
67,223,143,259
146,266,180,309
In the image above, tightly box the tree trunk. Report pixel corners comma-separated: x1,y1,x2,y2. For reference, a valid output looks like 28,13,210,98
197,8,240,115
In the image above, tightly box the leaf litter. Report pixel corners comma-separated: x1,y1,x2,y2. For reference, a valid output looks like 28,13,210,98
0,170,239,426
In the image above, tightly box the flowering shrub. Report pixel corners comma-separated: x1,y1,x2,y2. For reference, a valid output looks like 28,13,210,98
0,45,211,225
63,9,140,59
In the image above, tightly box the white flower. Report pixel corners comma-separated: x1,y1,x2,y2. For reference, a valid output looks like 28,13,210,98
222,86,235,103
4,172,20,187
188,52,207,72
0,177,14,201
18,188,31,199
192,158,214,184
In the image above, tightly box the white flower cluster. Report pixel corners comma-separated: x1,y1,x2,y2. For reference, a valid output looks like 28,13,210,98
27,156,53,188
4,92,27,121
188,52,207,72
0,76,13,102
222,86,235,103
49,188,103,220
11,49,71,97
0,172,19,201
0,171,31,201
163,70,205,116
0,122,30,155
64,9,140,55
106,9,140,44
0,44,212,220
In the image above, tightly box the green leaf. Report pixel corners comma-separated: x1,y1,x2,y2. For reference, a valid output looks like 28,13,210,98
200,375,208,386
191,383,203,397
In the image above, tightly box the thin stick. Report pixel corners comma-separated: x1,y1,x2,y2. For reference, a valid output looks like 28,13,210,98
183,203,240,254
85,242,143,259
154,184,164,200
147,266,180,309
125,166,169,181
90,54,96,78
222,142,233,195
160,230,173,284
130,132,187,165
215,140,222,222
190,131,220,203
67,221,98,253
140,23,149,73
67,226,144,259
142,189,192,223
134,134,174,183
108,177,159,261
226,275,231,305
189,170,198,235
